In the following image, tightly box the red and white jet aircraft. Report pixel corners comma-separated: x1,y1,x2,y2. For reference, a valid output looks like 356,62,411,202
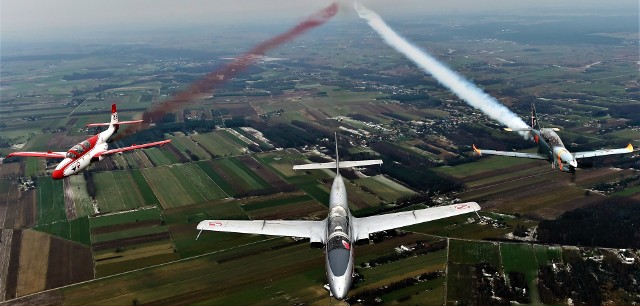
6,104,171,179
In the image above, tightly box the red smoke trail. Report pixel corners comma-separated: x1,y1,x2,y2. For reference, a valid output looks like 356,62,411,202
115,3,338,140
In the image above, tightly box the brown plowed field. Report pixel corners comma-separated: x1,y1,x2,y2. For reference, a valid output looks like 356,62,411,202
4,230,22,300
236,155,291,189
45,237,94,289
14,189,36,228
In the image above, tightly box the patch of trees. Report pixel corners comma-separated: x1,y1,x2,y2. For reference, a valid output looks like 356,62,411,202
290,120,332,139
83,171,97,199
414,143,441,155
363,240,447,268
537,197,640,248
473,263,512,306
379,158,463,195
369,141,433,167
261,123,316,148
537,251,604,305
346,271,444,304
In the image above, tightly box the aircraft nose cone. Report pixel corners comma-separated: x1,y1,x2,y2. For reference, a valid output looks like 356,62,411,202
333,286,348,300
52,169,64,180
570,160,578,168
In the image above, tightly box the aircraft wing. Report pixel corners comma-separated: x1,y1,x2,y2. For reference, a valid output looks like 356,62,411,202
6,151,66,159
573,144,634,159
473,145,547,160
352,202,480,241
86,120,143,127
94,140,171,157
197,219,326,243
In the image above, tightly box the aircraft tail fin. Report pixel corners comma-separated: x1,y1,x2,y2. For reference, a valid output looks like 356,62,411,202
293,132,382,170
531,103,542,130
334,132,340,172
85,104,143,127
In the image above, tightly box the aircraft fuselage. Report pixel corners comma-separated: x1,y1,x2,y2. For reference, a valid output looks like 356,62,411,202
52,125,115,179
324,173,354,300
533,129,578,172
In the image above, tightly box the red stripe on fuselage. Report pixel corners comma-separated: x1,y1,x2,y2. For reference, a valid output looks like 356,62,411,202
56,134,101,176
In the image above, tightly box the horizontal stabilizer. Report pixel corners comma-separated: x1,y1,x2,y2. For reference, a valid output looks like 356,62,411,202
86,120,143,127
503,128,532,132
293,159,382,170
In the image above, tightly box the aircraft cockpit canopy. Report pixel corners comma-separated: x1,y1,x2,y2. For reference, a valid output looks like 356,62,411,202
66,140,91,158
541,130,564,147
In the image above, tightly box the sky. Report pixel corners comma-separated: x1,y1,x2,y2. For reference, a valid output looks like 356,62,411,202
1,0,638,42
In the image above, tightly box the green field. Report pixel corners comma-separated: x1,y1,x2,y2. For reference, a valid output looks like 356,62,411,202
192,131,244,157
355,175,416,203
66,175,95,217
130,169,160,205
170,136,210,160
448,239,501,267
143,148,175,166
92,224,166,243
195,161,234,197
435,156,537,178
36,177,67,225
93,171,145,213
142,166,197,208
90,208,162,228
500,243,541,304
242,194,312,211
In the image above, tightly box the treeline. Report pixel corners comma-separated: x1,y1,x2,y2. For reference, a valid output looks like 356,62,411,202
379,158,463,195
537,197,640,248
121,119,216,146
346,271,444,304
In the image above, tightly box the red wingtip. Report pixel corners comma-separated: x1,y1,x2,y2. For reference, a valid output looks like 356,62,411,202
111,104,117,113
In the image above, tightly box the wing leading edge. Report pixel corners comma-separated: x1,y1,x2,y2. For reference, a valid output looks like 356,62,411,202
573,143,634,159
352,202,480,241
472,145,547,160
6,151,66,159
197,219,326,243
94,140,171,157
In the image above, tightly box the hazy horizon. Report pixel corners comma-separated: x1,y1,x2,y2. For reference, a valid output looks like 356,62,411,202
1,0,637,43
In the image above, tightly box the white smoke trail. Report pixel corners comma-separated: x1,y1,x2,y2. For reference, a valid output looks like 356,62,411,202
354,3,529,134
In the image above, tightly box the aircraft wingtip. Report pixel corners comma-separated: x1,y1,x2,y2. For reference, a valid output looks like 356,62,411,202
472,144,481,155
627,143,633,152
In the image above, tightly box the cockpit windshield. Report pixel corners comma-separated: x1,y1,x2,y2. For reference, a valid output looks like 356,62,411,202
327,207,350,251
541,130,564,147
66,142,87,159
327,235,351,251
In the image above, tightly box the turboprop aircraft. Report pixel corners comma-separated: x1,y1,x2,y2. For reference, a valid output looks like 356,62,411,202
473,103,634,173
6,104,171,179
197,135,480,300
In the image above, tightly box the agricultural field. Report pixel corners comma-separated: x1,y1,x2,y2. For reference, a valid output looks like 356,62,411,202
92,171,147,213
141,164,227,208
64,175,95,217
191,130,246,157
2,229,93,300
355,175,416,203
89,208,178,277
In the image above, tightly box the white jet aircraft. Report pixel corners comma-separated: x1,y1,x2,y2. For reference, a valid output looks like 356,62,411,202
197,135,480,300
